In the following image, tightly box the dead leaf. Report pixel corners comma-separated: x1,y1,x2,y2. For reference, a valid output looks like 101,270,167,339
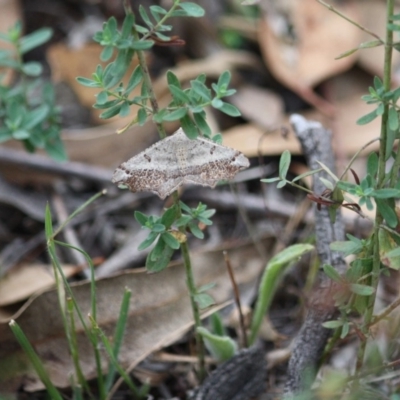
0,264,79,307
0,0,21,85
357,0,400,82
0,240,266,391
258,0,361,115
230,85,284,129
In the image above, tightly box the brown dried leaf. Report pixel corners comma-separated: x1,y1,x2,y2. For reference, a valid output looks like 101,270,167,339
0,264,79,306
230,85,284,129
258,0,361,114
357,0,400,81
0,240,265,391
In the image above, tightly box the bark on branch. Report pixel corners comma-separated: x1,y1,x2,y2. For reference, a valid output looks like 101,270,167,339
284,115,347,396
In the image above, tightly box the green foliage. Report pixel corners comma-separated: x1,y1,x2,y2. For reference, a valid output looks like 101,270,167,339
196,326,238,362
135,202,216,272
77,3,239,138
0,22,66,161
249,244,314,345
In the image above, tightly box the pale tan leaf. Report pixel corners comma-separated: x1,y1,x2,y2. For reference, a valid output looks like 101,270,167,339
0,240,266,391
230,85,284,129
0,264,79,307
258,0,361,114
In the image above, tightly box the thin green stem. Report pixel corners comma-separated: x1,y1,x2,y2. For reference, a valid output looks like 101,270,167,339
355,0,394,373
134,31,205,381
133,27,166,139
389,138,400,186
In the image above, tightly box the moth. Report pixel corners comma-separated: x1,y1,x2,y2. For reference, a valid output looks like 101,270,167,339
112,128,250,199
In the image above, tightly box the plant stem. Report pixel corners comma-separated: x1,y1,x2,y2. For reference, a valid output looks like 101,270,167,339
180,224,206,381
355,0,394,372
134,34,206,381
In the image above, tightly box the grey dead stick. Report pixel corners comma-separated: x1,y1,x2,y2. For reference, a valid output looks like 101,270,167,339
284,114,347,396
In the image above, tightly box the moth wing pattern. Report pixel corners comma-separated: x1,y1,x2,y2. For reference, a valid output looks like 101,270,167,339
112,128,249,199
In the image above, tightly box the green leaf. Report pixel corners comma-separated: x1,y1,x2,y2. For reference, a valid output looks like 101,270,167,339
175,215,192,227
135,211,149,226
152,223,166,233
76,76,102,88
96,90,109,105
376,198,398,228
330,240,362,257
322,320,344,329
188,221,204,239
379,228,400,270
277,180,287,189
138,108,147,125
371,188,400,199
24,105,49,129
169,84,190,104
292,169,321,183
374,76,383,91
138,231,159,251
130,40,154,50
21,62,42,76
198,282,216,293
211,98,223,109
193,111,212,136
356,108,379,125
44,138,67,162
350,284,375,296
125,65,143,94
199,208,216,220
279,150,291,179
249,244,314,345
121,12,135,38
101,45,114,62
367,152,379,177
341,322,350,338
323,263,343,282
166,71,181,89
100,103,123,119
215,101,241,117
12,129,30,139
180,115,198,139
191,80,211,101
216,70,231,92
386,125,396,161
335,48,358,60
261,177,280,183
194,293,215,309
119,101,131,117
387,23,400,31
389,106,399,130
179,201,192,213
210,312,227,336
9,321,63,400
162,107,187,121
20,28,52,54
197,327,237,362
161,232,180,250
146,242,174,272
179,2,205,17
161,205,178,228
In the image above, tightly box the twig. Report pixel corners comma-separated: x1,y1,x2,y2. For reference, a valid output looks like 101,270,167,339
0,146,112,184
223,251,248,348
284,115,347,396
